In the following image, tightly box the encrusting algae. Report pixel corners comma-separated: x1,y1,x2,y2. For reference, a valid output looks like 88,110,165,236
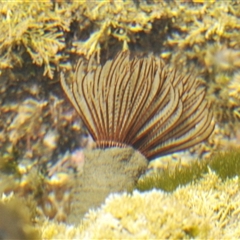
0,0,239,132
40,171,240,239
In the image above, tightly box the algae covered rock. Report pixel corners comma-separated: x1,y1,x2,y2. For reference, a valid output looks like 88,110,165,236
67,147,148,224
41,171,240,239
0,198,39,240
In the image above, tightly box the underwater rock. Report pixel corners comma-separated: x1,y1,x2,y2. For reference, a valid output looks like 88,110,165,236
67,147,148,224
41,171,240,239
0,201,39,240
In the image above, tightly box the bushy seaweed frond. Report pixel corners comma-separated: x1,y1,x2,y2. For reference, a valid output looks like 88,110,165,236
61,51,214,160
0,1,69,78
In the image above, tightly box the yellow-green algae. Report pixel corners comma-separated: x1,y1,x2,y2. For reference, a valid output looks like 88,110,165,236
0,0,240,134
0,0,239,146
0,0,240,238
137,148,240,192
137,158,209,192
40,171,240,239
0,150,240,239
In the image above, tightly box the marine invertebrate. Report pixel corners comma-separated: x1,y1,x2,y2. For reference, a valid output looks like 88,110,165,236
61,51,214,160
60,51,214,221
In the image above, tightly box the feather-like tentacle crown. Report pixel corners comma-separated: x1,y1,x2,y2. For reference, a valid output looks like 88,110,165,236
61,51,214,160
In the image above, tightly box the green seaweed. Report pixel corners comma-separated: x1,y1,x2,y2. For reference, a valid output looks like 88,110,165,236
209,148,240,180
136,158,209,192
137,148,240,192
0,1,240,130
